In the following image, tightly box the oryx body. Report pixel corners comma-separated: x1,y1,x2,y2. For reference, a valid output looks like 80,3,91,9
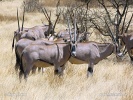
70,42,115,77
19,42,71,80
14,25,48,41
57,29,90,42
15,38,56,72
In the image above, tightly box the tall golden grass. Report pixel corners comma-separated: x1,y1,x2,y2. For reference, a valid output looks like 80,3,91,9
41,0,77,6
0,0,133,100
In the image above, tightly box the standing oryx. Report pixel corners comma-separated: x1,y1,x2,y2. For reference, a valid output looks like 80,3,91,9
66,15,117,77
12,7,60,50
69,42,115,77
15,37,57,73
19,39,72,81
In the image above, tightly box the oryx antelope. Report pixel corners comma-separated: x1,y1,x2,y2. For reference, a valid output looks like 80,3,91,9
69,42,115,77
66,15,116,77
19,40,71,81
12,7,60,50
15,37,59,73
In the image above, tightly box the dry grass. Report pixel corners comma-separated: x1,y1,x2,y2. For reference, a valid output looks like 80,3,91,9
0,13,18,22
39,0,80,6
0,0,133,100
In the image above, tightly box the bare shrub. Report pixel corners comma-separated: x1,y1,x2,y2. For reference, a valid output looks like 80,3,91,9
22,0,81,12
23,0,43,12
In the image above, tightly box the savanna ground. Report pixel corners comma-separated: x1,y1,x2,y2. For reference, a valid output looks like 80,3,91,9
0,0,133,100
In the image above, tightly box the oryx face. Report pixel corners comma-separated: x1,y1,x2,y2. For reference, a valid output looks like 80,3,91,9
14,31,21,42
115,43,125,60
71,41,77,57
116,35,127,59
44,23,54,38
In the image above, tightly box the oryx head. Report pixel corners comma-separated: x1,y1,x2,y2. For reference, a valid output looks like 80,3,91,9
111,34,127,60
15,7,25,40
116,34,128,58
66,14,78,57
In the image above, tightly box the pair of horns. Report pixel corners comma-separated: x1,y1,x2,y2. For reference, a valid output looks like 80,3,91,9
67,11,77,42
42,6,61,34
17,6,25,32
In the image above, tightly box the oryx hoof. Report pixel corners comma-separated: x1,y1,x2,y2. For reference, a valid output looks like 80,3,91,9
87,71,93,78
59,72,64,77
54,69,59,75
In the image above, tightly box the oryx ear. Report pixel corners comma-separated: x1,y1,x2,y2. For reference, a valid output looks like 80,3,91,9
14,31,16,34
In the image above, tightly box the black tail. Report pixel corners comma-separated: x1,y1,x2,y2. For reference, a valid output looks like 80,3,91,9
12,35,15,51
20,52,24,74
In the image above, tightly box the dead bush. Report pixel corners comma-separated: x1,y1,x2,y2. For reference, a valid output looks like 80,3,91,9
23,0,44,12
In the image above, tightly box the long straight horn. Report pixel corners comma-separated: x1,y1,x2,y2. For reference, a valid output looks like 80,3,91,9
41,7,49,21
85,9,88,32
74,13,77,42
17,8,20,32
21,6,25,31
67,16,72,41
43,7,51,21
56,0,60,15
53,12,61,33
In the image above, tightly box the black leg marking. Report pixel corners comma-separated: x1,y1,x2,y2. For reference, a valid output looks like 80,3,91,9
54,69,59,75
88,67,93,73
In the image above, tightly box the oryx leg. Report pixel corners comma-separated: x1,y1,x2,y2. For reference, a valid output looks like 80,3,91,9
38,67,41,73
59,64,66,76
87,62,94,77
54,67,60,75
54,64,65,76
38,67,45,73
130,56,133,64
41,68,45,74
24,63,33,81
32,65,37,74
38,67,45,74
